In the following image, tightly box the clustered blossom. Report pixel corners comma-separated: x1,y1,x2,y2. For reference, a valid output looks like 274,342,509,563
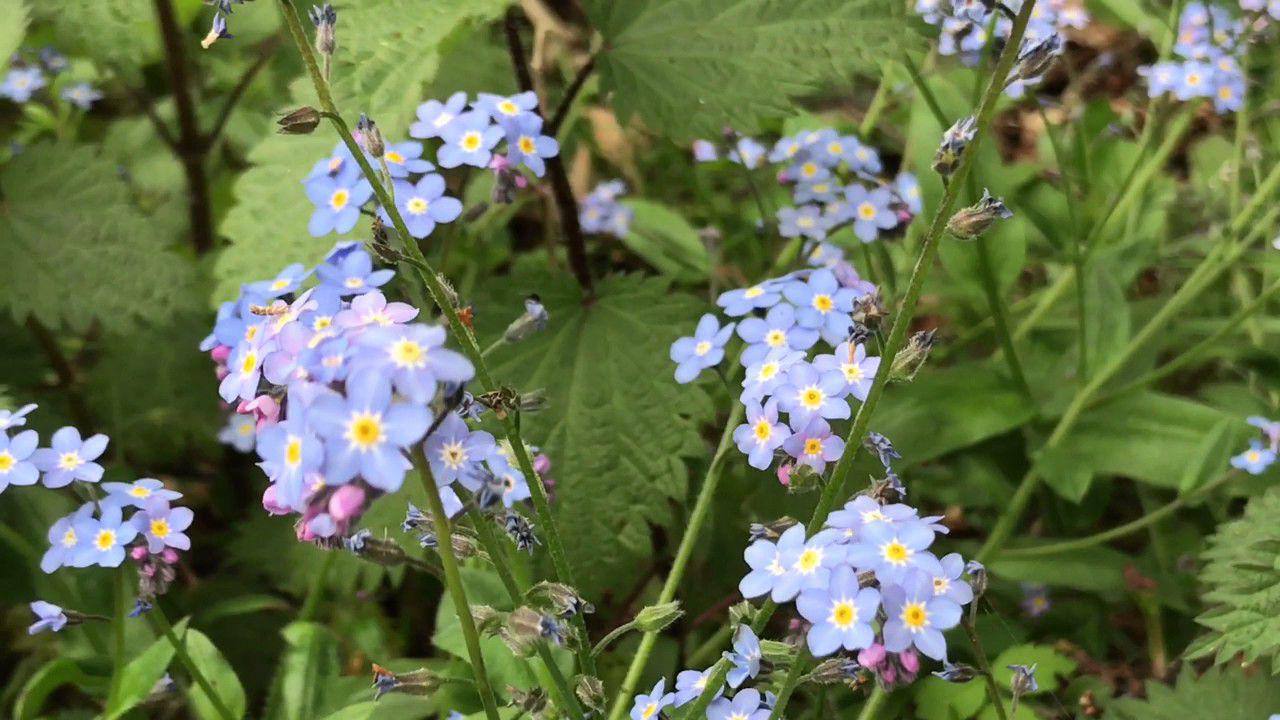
204,243,542,546
630,625,777,720
915,0,1085,98
579,180,633,238
0,46,100,109
1139,2,1258,114
1231,415,1279,474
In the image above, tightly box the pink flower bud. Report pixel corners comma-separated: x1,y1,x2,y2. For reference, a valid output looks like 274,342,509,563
239,395,280,428
210,345,232,363
215,366,229,381
161,548,180,565
262,485,291,516
533,454,551,475
776,463,793,487
858,643,886,668
328,484,366,521
131,546,149,561
881,665,897,684
899,648,920,673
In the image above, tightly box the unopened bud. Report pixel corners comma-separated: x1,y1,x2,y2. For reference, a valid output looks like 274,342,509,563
786,463,822,494
932,115,976,178
355,114,385,158
728,601,756,627
507,686,549,716
947,189,1013,240
472,605,507,636
1008,663,1039,714
277,106,321,135
370,664,442,700
965,560,989,598
1007,33,1061,88
759,638,797,665
932,661,978,683
527,581,594,617
575,675,606,713
806,657,862,685
308,3,337,57
344,531,409,567
503,607,568,656
851,290,888,330
633,601,683,633
748,516,798,542
503,294,550,343
889,330,937,384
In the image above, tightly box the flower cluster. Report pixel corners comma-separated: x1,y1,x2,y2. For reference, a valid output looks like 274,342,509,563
696,127,922,244
1231,415,1279,474
1139,2,1253,113
0,46,101,109
915,0,1085,97
0,404,194,627
203,243,539,543
579,179,634,238
630,625,776,720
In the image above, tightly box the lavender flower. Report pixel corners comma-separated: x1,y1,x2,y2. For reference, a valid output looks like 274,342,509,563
474,91,539,121
309,371,432,491
0,67,46,102
438,111,503,168
131,498,194,553
724,624,762,688
670,314,736,384
425,413,496,486
73,505,139,568
0,403,37,431
733,399,790,470
380,141,434,178
629,677,675,720
316,248,394,296
378,174,463,239
775,362,851,425
28,601,68,634
61,83,103,110
353,323,475,403
736,302,819,366
411,92,468,139
716,284,782,317
707,688,770,720
845,184,899,242
782,416,846,473
813,342,879,402
1232,439,1276,475
32,427,108,488
797,565,881,656
502,113,560,177
306,175,373,236
40,502,95,573
881,570,962,660
0,429,40,493
101,478,182,509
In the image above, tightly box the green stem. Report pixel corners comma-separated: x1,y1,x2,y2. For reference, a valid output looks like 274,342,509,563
963,616,1008,720
590,622,636,658
1035,103,1087,379
856,687,890,720
151,605,237,720
974,232,1036,409
766,653,809,720
999,471,1238,558
109,565,130,702
297,551,336,622
900,53,946,131
858,73,891,137
686,623,733,667
414,453,502,720
275,0,594,675
680,5,1042,717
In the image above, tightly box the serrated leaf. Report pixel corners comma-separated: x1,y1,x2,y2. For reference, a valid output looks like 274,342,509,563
476,269,715,596
1106,665,1280,720
0,0,28,70
0,143,198,332
584,0,921,140
1188,487,1280,674
31,0,160,69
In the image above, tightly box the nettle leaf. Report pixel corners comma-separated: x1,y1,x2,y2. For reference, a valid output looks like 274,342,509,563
1106,665,1280,720
31,0,160,69
215,0,510,301
584,0,920,140
476,269,715,597
1186,487,1280,674
0,0,29,68
0,143,198,332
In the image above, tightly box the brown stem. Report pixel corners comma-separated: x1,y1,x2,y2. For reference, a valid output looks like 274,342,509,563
152,0,216,254
547,53,596,137
504,8,594,296
25,317,93,429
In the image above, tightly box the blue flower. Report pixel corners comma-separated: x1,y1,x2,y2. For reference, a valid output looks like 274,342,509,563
1174,61,1213,100
843,139,883,175
930,553,975,605
1231,440,1275,475
716,284,782,317
353,323,475,403
729,137,766,168
474,91,539,121
378,174,463,239
826,496,924,542
629,677,674,720
246,263,311,298
0,403,37,431
794,179,840,204
28,601,67,635
844,185,899,242
673,667,720,706
783,269,857,345
305,142,360,185
724,624,762,688
881,569,962,661
438,111,503,168
309,371,433,491
410,91,468,139
733,399,789,470
0,429,40,493
782,416,846,473
101,478,182,509
670,314,736,384
1248,416,1280,450
40,502,95,573
425,413,496,486
316,247,394,296
740,347,806,403
257,415,325,511
707,688,770,720
61,82,103,110
32,427,108,488
736,303,819,366
219,340,268,403
768,136,804,164
298,335,351,385
778,204,829,240
740,525,796,602
380,141,434,177
503,113,560,177
305,174,373,236
797,565,881,656
775,362,851,425
813,341,879,402
73,504,139,568
845,520,942,584
692,139,718,162
789,158,831,183
1140,62,1183,97
895,172,923,215
0,67,46,102
131,498,194,553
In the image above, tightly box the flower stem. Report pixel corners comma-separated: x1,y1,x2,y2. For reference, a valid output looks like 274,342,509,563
275,0,595,675
766,652,810,720
590,621,636,658
963,615,1008,720
150,604,237,720
855,686,890,720
414,452,502,720
679,5,1042,717
109,565,130,702
297,551,336,622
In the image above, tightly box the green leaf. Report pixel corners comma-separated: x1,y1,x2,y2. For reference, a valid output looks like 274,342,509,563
198,594,292,625
1079,258,1131,371
990,546,1129,594
181,626,247,720
1186,487,1280,674
318,703,379,720
31,0,160,69
15,658,103,720
618,199,710,280
913,676,986,720
0,143,198,331
1106,665,1280,720
1036,393,1249,501
583,0,920,140
990,644,1077,694
477,270,715,596
0,0,28,71
105,633,177,720
265,622,340,720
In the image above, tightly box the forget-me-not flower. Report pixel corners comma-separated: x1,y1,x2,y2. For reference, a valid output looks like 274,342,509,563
670,314,735,384
32,426,108,488
797,565,881,656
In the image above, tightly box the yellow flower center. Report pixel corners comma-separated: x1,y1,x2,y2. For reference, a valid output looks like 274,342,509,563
856,148,869,160
753,419,773,443
57,452,82,471
0,452,15,473
327,156,343,172
797,216,815,229
518,136,536,154
801,162,818,178
1186,72,1201,86
843,363,864,383
803,438,823,456
1219,86,1233,100
744,286,765,299
95,529,117,551
271,278,291,291
150,519,171,539
346,413,384,450
313,316,332,331
245,325,259,343
757,363,779,382
694,340,712,356
830,600,856,628
799,386,824,409
441,442,467,469
240,351,258,375
130,486,152,498
285,437,303,467
384,151,405,165
813,183,829,194
882,540,911,565
858,203,877,220
812,294,834,313
406,197,429,215
796,547,823,573
460,131,482,152
641,703,658,720
330,189,350,210
389,339,426,368
61,528,77,547
498,100,518,115
1247,450,1262,463
766,329,786,347
345,277,365,289
901,602,929,630
827,142,843,155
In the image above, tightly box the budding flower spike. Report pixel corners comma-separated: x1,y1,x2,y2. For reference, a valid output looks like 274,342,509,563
932,115,977,178
946,188,1013,239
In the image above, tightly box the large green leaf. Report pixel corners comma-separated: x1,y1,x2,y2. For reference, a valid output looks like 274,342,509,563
583,0,920,140
477,270,715,596
182,625,247,720
0,0,28,69
618,199,710,281
1186,487,1280,674
1106,665,1280,720
265,622,340,720
14,658,104,720
105,633,177,720
31,0,160,69
0,143,198,332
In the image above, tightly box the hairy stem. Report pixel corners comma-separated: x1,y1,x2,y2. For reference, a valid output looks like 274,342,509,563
151,604,237,720
963,615,1009,720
